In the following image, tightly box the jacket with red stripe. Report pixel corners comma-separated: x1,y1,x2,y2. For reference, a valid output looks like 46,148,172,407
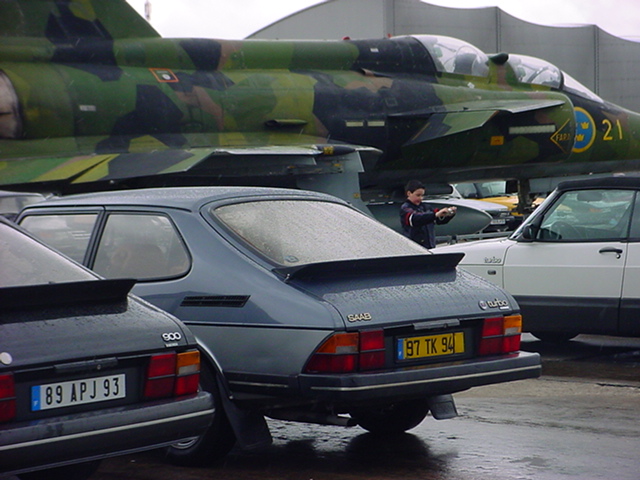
399,200,453,248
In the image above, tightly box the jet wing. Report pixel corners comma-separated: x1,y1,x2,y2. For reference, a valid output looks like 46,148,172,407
0,135,379,191
394,98,567,145
0,148,216,186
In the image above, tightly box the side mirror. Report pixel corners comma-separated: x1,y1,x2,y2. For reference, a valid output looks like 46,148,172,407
518,223,539,242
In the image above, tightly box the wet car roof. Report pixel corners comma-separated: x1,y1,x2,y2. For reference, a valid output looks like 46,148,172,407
35,186,342,211
557,176,640,191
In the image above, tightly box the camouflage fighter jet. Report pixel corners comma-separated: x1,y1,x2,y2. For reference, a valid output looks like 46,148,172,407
2,0,640,214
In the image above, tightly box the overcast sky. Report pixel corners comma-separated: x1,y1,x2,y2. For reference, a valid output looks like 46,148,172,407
126,0,640,41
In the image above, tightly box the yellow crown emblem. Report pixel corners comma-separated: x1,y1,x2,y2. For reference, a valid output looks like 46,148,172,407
580,122,590,130
576,134,585,142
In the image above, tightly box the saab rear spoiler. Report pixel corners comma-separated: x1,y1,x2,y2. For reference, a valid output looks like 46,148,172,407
273,253,465,282
0,279,136,312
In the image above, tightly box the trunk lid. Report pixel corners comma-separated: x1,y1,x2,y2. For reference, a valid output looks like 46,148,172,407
275,253,517,328
1,279,190,369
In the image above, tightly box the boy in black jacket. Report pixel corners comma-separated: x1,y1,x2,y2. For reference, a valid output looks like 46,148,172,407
400,180,456,248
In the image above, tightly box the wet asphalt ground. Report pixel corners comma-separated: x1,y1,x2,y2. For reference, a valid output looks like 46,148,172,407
91,334,640,480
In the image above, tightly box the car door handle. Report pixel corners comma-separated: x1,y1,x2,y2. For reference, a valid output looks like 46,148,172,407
599,247,623,259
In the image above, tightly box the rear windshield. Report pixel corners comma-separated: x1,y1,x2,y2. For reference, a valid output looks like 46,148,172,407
0,222,95,287
210,200,427,266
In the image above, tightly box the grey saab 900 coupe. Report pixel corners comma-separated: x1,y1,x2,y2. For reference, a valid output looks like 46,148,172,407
18,186,541,465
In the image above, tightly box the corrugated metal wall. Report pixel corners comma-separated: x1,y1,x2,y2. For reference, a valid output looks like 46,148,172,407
250,0,389,40
252,0,640,112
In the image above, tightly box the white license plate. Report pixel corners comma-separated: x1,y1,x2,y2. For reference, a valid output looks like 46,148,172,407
490,218,507,224
31,374,126,411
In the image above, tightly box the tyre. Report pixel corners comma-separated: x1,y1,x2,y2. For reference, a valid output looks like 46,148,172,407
350,399,430,434
18,461,101,480
165,364,236,466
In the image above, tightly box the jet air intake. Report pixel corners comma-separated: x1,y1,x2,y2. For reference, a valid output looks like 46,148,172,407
394,91,576,170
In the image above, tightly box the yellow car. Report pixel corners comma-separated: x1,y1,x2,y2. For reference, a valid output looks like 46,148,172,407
454,181,543,229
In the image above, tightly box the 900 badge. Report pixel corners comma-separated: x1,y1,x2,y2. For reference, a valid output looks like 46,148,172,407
162,332,182,342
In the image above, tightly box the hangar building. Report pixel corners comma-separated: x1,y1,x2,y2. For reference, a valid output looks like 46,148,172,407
250,0,640,113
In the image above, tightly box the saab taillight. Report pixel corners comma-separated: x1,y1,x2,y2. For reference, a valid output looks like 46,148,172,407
478,315,522,356
144,350,201,399
359,329,386,371
175,350,201,396
304,330,386,373
0,374,16,422
304,333,358,373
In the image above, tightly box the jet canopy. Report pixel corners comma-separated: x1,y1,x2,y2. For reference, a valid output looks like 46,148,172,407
507,54,562,88
507,54,602,102
412,35,490,77
409,36,603,103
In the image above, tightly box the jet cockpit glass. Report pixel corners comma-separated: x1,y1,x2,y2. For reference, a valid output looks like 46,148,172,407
507,54,602,102
507,54,562,88
562,71,603,102
413,35,489,77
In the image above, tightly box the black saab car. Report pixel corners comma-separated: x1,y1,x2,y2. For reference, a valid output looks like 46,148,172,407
18,186,541,466
0,218,213,479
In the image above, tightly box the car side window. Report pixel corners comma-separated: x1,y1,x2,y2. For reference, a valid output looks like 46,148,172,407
19,213,98,263
93,213,190,280
454,183,476,198
628,193,640,240
536,189,634,242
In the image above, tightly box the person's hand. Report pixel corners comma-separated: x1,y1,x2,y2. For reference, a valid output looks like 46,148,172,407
437,206,457,218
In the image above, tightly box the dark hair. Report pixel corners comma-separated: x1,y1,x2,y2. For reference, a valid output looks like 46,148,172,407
405,179,425,193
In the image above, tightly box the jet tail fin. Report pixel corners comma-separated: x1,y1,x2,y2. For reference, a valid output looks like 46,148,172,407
0,0,159,40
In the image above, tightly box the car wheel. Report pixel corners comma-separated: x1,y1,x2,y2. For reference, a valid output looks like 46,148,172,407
350,399,430,434
165,363,236,466
531,331,578,343
18,461,101,480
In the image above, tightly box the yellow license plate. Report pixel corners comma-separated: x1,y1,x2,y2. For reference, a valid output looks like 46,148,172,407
397,332,465,360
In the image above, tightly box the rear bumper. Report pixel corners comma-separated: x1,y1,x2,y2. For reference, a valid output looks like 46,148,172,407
298,351,541,403
0,391,214,476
